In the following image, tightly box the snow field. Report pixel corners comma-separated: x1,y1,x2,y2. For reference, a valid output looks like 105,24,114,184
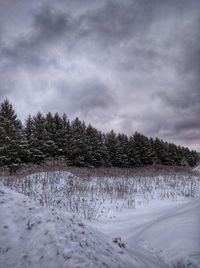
3,171,200,220
1,169,200,267
0,184,171,268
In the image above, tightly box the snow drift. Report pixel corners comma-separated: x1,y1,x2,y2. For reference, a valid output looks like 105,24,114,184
129,198,200,267
0,184,171,268
90,198,200,268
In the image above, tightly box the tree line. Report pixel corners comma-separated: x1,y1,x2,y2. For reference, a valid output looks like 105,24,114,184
0,99,199,171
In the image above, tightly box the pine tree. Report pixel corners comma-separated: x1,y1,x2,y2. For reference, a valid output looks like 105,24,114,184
168,143,181,166
59,114,71,160
105,130,125,167
25,115,36,163
53,113,68,158
85,125,107,167
128,132,154,167
117,133,130,167
187,150,199,167
152,138,171,165
1,100,198,169
68,117,88,166
45,112,59,158
25,112,49,163
0,100,27,171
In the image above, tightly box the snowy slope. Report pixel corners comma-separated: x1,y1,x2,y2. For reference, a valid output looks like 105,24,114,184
130,199,200,267
89,199,200,268
0,184,171,268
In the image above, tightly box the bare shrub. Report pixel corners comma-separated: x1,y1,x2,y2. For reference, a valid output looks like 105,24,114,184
2,169,199,221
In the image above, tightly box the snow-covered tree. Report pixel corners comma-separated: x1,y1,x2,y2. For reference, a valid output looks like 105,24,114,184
151,138,170,165
0,100,27,171
128,132,154,167
117,133,130,167
25,112,49,163
68,117,88,166
85,125,107,167
53,113,70,158
105,130,123,167
1,100,198,169
45,112,59,157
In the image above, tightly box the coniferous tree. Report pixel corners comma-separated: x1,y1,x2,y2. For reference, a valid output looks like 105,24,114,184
152,138,171,165
187,150,199,167
168,143,181,166
52,113,70,158
24,115,41,163
85,125,107,167
140,135,155,165
45,112,59,157
0,100,199,169
68,117,88,166
60,114,71,160
105,130,123,167
128,134,142,167
0,100,27,171
116,133,129,167
25,112,49,163
128,132,154,167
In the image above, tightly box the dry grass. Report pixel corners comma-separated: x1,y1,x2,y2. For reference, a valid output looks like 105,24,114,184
2,166,200,220
0,160,198,178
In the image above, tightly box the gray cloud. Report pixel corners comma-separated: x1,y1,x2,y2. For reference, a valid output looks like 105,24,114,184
2,7,70,67
78,0,154,46
0,0,200,150
156,16,200,148
39,78,118,132
72,80,116,114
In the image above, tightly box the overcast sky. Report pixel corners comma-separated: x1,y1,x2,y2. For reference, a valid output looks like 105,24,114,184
0,0,199,150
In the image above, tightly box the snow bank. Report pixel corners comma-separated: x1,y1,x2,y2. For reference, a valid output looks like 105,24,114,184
0,185,171,268
0,185,128,268
130,198,200,267
90,198,200,268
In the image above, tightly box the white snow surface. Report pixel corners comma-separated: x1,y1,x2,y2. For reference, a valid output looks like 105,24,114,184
88,198,200,267
0,183,172,268
194,165,200,173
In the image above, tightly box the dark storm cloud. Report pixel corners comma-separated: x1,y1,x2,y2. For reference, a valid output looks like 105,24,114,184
0,0,200,150
78,0,154,46
1,5,77,68
1,0,154,67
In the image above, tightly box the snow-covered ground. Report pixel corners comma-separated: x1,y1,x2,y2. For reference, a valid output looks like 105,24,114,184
4,171,200,220
87,199,200,267
1,169,200,267
0,183,171,268
194,165,200,173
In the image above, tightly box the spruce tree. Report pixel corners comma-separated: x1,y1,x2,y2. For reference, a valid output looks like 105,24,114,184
45,112,59,157
0,100,27,171
25,112,48,163
152,138,171,165
117,133,130,167
168,143,181,166
128,132,154,167
105,130,122,167
85,125,106,167
53,113,67,157
60,114,71,160
187,150,199,167
68,117,88,166
25,115,37,163
1,99,198,169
